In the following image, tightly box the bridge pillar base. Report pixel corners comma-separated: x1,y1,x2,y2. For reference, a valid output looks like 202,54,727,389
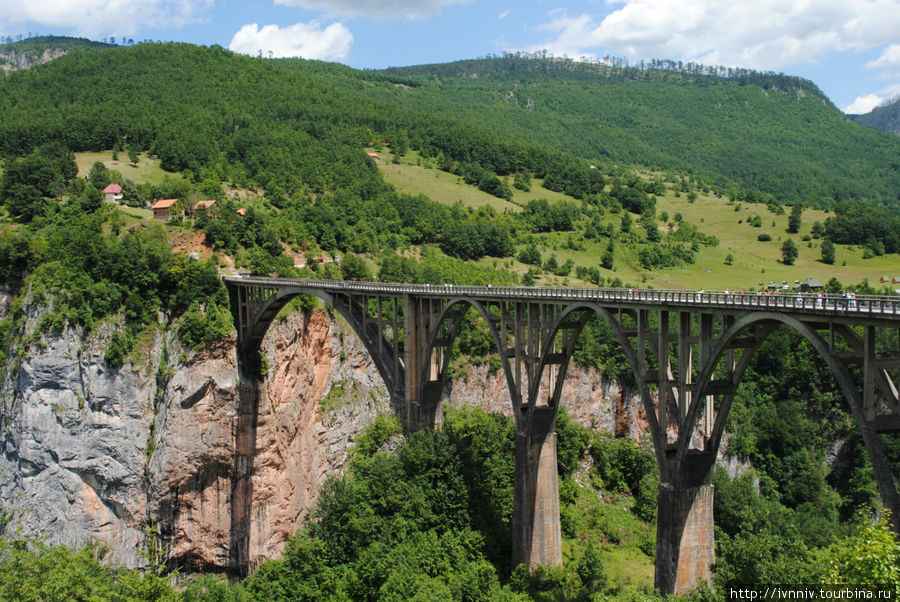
404,382,443,433
512,407,562,571
655,481,715,595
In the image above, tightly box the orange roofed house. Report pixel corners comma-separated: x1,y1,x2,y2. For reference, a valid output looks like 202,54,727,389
192,199,217,217
150,198,181,220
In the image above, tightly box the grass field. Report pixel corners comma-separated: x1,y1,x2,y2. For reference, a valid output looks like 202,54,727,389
379,150,578,213
377,158,898,291
116,205,153,220
74,151,182,187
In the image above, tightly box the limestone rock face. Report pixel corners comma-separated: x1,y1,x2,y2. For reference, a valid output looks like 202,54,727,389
144,308,391,572
0,304,650,572
0,306,393,572
444,363,645,437
0,48,69,73
0,319,158,568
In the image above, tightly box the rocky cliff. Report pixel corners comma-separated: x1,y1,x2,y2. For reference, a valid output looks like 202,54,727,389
0,48,70,72
0,303,653,573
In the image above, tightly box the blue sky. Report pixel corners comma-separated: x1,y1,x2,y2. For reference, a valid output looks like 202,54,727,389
2,0,900,114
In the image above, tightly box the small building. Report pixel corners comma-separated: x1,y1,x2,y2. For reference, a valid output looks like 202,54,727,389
150,198,180,220
102,183,123,204
799,277,824,292
236,208,247,217
367,152,379,161
192,199,217,217
881,275,892,283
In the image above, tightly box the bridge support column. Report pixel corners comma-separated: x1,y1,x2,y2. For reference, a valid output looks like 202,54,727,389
406,381,443,432
655,452,716,595
512,407,562,571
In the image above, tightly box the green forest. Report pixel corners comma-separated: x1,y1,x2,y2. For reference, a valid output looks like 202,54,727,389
1,40,899,600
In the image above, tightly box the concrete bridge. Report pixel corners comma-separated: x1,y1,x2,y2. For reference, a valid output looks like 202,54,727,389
224,276,900,594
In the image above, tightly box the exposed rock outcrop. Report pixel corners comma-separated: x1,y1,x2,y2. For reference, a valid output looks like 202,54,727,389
0,317,158,568
0,48,69,72
0,306,391,572
0,303,696,573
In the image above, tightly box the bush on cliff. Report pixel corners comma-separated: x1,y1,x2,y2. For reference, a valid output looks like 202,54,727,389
177,301,234,351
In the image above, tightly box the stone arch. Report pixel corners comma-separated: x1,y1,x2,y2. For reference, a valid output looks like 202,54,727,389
241,287,402,400
681,312,900,526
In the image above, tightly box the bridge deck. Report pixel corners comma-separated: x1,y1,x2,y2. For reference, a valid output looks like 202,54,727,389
224,276,900,323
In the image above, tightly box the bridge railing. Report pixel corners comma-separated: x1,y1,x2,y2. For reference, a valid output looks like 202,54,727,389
222,277,900,317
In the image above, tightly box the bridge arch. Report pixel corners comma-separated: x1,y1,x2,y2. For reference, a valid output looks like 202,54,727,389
525,303,670,470
225,277,900,592
420,297,519,417
681,312,900,527
239,287,403,404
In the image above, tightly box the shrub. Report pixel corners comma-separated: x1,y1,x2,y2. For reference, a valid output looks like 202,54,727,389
177,301,234,350
104,330,132,368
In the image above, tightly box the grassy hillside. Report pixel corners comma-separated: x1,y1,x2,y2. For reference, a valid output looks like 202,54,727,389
293,54,900,210
379,148,897,290
2,41,899,291
74,151,179,187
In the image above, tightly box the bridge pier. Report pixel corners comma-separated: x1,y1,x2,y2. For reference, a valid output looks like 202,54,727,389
512,407,563,571
656,483,715,594
655,451,716,594
406,381,443,432
655,450,716,594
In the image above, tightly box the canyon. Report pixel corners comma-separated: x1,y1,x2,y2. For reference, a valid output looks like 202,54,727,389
0,302,651,573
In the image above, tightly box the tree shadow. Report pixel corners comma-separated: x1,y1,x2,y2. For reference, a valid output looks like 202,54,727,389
229,368,259,577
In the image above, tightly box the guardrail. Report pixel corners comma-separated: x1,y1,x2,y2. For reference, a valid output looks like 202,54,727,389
223,276,900,317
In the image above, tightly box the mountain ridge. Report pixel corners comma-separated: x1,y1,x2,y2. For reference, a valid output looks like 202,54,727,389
852,95,900,136
2,38,898,210
0,35,110,72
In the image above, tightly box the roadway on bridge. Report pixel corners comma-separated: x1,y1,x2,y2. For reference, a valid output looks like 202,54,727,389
223,276,900,319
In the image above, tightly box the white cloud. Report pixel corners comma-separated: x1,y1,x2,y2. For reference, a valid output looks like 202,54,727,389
528,0,900,72
867,44,900,68
229,21,352,61
844,93,885,114
0,0,213,38
498,9,510,20
273,0,469,20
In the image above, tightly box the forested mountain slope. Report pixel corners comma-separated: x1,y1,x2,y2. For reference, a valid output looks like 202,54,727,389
4,42,900,282
852,95,900,136
4,42,900,213
294,54,900,209
0,43,591,204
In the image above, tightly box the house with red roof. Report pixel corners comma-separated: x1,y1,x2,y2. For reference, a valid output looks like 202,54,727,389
102,183,123,204
150,198,181,220
192,199,218,217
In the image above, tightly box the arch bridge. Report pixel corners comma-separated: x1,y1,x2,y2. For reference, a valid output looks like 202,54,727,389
224,276,900,594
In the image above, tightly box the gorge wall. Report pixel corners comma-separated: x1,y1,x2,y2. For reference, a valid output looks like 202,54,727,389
0,303,649,573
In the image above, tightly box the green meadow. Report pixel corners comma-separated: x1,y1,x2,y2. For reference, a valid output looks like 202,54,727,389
74,151,181,187
379,155,897,291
